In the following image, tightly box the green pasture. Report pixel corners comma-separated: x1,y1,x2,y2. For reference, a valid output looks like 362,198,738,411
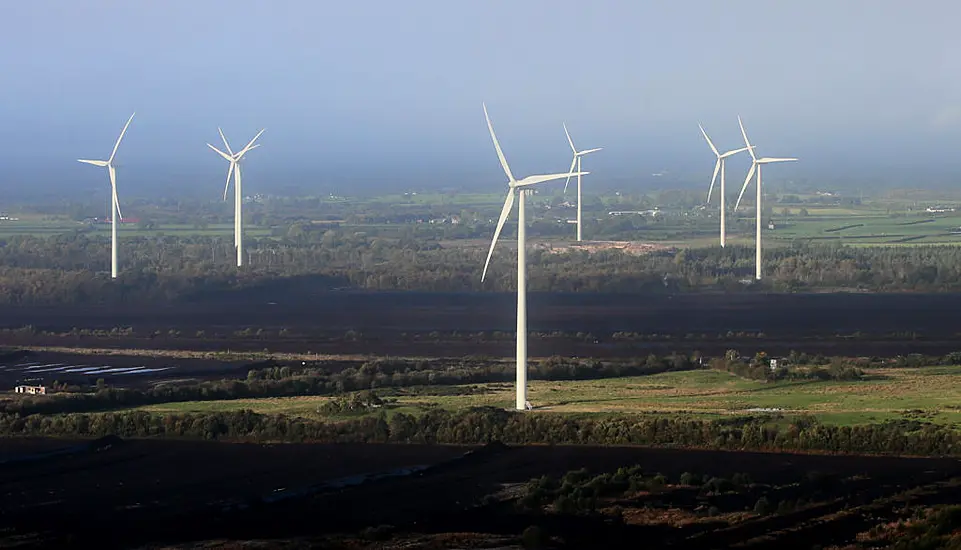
130,365,961,427
0,220,273,239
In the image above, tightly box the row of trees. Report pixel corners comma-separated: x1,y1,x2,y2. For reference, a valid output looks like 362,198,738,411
1,407,959,457
4,231,961,303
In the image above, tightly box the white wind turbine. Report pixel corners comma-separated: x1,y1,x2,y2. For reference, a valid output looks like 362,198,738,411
77,112,135,279
734,116,797,280
698,124,751,248
481,103,588,411
562,124,602,241
207,128,264,267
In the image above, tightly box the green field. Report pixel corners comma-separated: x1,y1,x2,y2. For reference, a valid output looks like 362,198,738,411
132,366,961,427
3,199,961,248
0,218,272,239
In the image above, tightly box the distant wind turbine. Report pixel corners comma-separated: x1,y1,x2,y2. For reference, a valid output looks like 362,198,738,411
734,116,797,280
698,123,751,248
207,128,264,267
481,103,588,411
562,124,602,242
77,112,135,279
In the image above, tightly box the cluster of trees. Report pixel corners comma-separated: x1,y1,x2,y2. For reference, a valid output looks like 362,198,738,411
711,351,864,382
519,465,672,513
5,229,961,304
2,407,960,457
518,466,805,517
857,505,961,550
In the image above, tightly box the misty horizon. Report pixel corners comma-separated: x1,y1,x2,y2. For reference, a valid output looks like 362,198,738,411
2,1,961,199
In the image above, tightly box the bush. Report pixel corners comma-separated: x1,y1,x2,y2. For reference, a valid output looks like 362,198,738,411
521,525,547,549
679,472,701,486
754,497,772,515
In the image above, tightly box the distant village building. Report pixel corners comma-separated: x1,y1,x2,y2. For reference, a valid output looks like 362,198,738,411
768,221,776,230
926,206,956,213
15,385,46,395
609,208,660,217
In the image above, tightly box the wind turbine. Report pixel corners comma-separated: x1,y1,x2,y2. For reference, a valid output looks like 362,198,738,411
698,124,751,248
734,116,797,280
481,103,588,411
77,112,135,279
562,124,602,242
207,128,264,267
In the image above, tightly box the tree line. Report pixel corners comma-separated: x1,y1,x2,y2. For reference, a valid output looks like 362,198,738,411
3,232,961,304
1,407,959,457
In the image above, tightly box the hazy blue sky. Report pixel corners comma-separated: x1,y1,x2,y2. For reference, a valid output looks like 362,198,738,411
2,1,961,197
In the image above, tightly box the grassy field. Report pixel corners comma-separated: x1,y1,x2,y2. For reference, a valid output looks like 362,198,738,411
0,219,273,239
3,200,961,247
132,365,961,427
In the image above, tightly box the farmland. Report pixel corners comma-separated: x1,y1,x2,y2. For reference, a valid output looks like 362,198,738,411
127,366,961,428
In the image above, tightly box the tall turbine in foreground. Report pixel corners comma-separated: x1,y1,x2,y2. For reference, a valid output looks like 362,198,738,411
207,128,264,267
481,104,588,410
562,124,602,241
734,116,797,280
77,113,135,279
698,124,751,248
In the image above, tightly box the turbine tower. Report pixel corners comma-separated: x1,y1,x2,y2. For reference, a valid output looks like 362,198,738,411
207,128,264,267
562,124,602,242
77,112,135,279
734,116,797,280
698,124,751,248
481,104,588,410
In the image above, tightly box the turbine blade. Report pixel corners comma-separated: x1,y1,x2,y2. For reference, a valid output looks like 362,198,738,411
563,122,576,154
738,116,757,161
758,157,798,163
237,128,265,157
699,124,720,157
223,162,235,201
108,165,123,221
720,146,752,159
563,156,577,193
707,159,720,203
108,113,135,164
481,190,515,282
735,163,756,211
577,147,603,156
482,103,515,183
77,159,109,167
219,128,234,155
207,143,233,162
516,172,588,187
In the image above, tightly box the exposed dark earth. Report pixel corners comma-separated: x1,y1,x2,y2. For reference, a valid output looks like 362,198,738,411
1,438,959,549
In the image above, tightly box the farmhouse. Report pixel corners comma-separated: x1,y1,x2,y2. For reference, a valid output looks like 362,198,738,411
15,385,46,395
